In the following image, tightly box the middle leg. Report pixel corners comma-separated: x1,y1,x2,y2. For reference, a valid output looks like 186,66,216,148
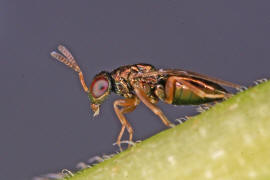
134,88,174,128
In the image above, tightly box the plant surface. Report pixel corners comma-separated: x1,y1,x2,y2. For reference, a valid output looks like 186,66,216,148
65,81,270,180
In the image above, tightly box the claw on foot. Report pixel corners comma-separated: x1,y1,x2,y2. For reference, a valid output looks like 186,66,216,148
113,140,136,151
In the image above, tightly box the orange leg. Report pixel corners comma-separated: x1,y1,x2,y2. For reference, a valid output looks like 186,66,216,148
165,76,227,104
113,98,139,150
134,88,174,128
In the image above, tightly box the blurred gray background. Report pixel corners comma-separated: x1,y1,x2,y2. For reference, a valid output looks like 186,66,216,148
1,1,270,179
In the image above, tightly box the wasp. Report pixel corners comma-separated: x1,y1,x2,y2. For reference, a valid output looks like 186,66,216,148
51,45,241,150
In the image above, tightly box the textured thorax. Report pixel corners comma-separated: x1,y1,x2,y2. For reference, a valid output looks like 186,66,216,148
110,64,156,98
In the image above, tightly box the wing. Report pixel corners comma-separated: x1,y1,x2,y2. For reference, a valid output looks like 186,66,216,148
134,69,241,89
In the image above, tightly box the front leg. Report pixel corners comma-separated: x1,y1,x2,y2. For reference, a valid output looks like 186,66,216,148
134,88,174,128
113,98,139,150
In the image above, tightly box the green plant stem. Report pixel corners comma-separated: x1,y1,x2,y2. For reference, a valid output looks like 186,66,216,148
66,81,270,180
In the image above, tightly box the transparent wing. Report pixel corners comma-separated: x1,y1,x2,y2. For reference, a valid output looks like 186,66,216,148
134,69,241,89
167,69,241,88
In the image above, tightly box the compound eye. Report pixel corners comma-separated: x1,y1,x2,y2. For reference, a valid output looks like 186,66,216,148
91,78,109,98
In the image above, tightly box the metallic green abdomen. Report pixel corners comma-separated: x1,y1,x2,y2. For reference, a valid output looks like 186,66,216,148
172,84,223,105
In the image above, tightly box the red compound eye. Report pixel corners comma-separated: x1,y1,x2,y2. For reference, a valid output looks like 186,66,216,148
91,78,109,98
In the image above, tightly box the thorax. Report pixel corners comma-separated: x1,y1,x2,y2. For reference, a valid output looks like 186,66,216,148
110,64,157,98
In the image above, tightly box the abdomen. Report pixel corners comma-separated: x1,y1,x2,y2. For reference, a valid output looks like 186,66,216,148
172,81,225,105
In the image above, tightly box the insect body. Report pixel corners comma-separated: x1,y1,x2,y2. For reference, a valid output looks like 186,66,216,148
51,45,241,149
